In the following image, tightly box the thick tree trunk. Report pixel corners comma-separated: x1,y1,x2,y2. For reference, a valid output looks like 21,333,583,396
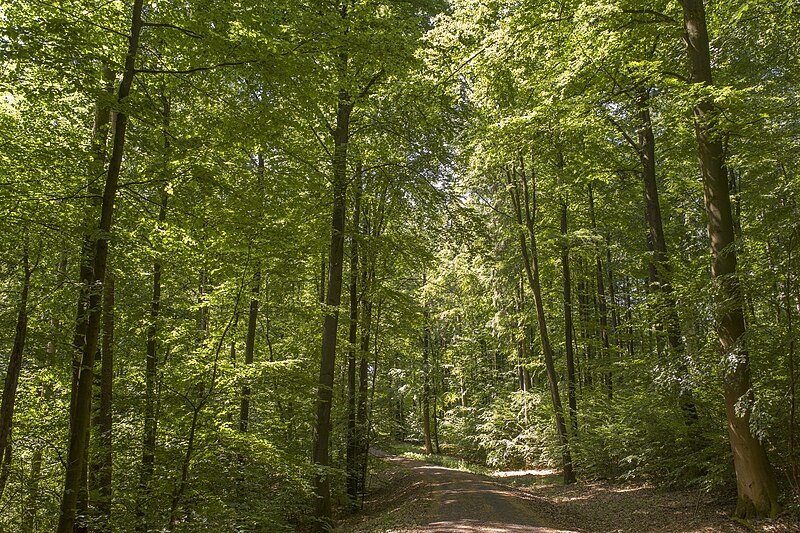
239,270,261,432
507,165,575,484
0,246,31,499
57,2,144,531
312,70,352,526
678,0,779,518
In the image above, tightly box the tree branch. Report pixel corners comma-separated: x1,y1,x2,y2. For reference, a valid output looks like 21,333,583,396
142,22,204,39
135,60,259,75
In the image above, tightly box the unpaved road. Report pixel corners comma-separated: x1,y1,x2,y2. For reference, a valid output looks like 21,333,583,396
376,454,574,532
336,452,798,532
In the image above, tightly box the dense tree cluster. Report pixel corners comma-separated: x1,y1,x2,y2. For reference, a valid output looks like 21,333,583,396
0,0,796,531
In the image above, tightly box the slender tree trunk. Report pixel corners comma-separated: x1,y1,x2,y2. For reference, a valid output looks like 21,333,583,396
89,272,114,533
421,274,434,455
588,184,613,400
0,246,31,498
167,406,200,532
561,199,578,432
432,341,441,456
346,173,361,507
576,258,594,388
678,0,779,517
138,98,170,530
57,2,144,530
312,52,353,526
23,438,42,531
787,242,798,486
507,165,575,484
239,270,261,432
637,84,698,423
356,279,372,497
72,62,115,533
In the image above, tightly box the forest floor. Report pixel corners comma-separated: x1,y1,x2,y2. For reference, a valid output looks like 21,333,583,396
334,450,799,533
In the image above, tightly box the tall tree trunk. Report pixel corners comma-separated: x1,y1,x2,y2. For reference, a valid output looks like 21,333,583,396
138,97,170,530
561,200,578,432
576,258,594,388
356,272,372,498
0,245,31,498
57,2,144,530
421,273,434,455
239,270,261,432
678,0,779,517
507,164,575,484
312,58,353,527
73,61,115,533
588,184,612,400
786,240,798,487
97,272,114,532
90,271,114,532
346,172,362,507
637,84,698,423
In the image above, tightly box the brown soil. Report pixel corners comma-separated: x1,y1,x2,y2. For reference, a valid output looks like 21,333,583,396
334,453,799,533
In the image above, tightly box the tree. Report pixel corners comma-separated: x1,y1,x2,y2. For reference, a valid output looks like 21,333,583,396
677,0,780,518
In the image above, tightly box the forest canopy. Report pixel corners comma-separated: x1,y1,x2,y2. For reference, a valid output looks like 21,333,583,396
0,0,797,531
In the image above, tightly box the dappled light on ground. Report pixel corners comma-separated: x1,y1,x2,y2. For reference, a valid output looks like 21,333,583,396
336,452,798,532
492,468,559,478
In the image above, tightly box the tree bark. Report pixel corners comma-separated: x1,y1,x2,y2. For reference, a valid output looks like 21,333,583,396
678,0,779,517
636,84,698,423
561,200,578,432
0,245,31,498
421,273,434,455
57,1,144,530
311,58,353,527
239,269,260,432
507,164,575,484
346,171,362,507
89,271,114,533
588,184,613,400
138,95,170,530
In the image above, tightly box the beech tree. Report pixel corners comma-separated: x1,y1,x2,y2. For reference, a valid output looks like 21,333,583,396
1,0,798,530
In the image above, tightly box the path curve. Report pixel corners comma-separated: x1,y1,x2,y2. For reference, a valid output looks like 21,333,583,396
378,453,576,533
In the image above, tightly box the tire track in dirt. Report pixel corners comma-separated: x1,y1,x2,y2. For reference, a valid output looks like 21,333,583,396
371,454,576,532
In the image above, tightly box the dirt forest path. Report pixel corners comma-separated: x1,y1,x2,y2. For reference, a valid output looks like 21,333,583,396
335,451,798,533
369,453,574,532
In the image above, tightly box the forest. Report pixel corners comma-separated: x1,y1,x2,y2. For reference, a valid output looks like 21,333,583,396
0,0,798,531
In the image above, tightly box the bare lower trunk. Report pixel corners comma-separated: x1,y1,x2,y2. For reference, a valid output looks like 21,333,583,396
0,246,31,499
312,76,352,528
588,184,612,400
507,164,575,484
90,272,114,533
561,200,578,432
346,175,361,507
679,0,778,517
57,2,143,530
421,274,434,455
239,270,260,432
139,111,170,530
637,84,697,422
